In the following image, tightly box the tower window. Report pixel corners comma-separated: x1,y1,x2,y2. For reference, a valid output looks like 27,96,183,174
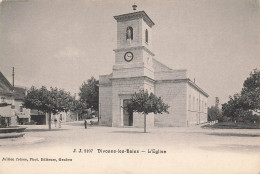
145,29,148,43
126,27,133,40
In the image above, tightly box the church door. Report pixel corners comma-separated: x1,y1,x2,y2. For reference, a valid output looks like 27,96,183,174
123,99,133,126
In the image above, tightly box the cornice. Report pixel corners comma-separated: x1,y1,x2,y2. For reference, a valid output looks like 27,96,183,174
113,46,155,56
155,78,209,97
114,11,155,28
109,76,155,84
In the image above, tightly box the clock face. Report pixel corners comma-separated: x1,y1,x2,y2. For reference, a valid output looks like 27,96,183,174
124,52,134,62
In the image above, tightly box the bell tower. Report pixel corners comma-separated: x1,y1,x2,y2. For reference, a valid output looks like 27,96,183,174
110,7,156,127
113,8,155,79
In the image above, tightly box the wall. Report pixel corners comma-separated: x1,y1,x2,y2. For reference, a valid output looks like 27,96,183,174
111,77,154,127
99,74,113,126
117,19,142,49
133,112,154,128
99,85,112,126
155,81,187,127
187,83,208,126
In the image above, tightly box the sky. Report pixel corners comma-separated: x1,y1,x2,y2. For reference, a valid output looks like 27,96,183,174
0,0,259,106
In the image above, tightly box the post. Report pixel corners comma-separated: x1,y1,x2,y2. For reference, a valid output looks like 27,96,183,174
12,67,14,90
144,113,146,133
48,112,51,130
84,119,87,129
98,103,101,124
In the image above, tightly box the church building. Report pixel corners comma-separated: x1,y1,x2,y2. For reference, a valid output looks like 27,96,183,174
99,9,208,127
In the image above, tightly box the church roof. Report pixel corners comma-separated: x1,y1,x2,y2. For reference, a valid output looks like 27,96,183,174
188,80,209,97
114,11,155,27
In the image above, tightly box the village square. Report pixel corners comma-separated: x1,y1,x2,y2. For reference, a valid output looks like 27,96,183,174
0,1,259,174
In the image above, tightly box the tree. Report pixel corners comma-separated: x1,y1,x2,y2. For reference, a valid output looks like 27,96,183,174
241,69,260,111
79,77,99,119
222,69,260,123
126,90,169,133
23,86,75,130
208,97,223,122
215,97,220,108
208,106,222,121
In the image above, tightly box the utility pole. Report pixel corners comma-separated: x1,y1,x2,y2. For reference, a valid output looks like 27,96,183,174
12,67,14,90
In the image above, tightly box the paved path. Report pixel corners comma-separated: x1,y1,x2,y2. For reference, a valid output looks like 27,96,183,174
0,122,259,174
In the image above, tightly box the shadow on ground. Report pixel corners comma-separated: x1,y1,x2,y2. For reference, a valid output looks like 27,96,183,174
200,144,260,153
110,131,150,134
206,132,260,137
25,129,69,132
183,131,260,137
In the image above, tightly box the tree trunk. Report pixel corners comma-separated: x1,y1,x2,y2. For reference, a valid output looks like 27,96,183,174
144,113,146,133
48,112,52,130
97,111,99,124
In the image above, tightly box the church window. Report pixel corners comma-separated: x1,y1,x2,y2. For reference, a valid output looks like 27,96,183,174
197,99,198,111
189,95,191,110
145,29,148,43
193,97,195,111
126,27,133,40
199,99,201,112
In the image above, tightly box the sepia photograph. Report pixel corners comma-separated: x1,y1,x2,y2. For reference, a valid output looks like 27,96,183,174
0,0,259,173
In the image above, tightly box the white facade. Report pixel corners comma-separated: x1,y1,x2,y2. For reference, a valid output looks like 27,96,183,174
99,11,208,127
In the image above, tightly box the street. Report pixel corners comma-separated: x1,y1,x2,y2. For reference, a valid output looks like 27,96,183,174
0,122,259,174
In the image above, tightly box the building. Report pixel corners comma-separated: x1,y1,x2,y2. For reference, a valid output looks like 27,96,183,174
0,71,79,126
99,9,209,127
0,71,16,127
13,87,31,125
0,71,31,126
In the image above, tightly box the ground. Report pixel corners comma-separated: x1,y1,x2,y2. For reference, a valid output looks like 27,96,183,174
0,121,259,174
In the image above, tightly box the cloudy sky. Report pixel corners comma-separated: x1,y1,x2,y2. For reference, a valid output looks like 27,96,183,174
0,0,259,106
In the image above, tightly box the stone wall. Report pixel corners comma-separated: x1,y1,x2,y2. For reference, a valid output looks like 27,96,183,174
186,82,208,126
99,84,112,126
111,77,154,127
133,112,154,128
155,81,187,127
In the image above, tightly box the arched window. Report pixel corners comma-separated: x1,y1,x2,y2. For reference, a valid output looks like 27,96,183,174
193,97,195,111
126,27,133,40
189,95,191,110
145,29,148,43
197,99,198,111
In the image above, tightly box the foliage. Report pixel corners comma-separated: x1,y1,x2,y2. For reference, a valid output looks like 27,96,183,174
126,90,169,133
23,86,77,129
23,86,75,115
127,90,169,115
222,69,260,123
208,106,222,121
208,97,223,121
78,77,99,111
241,69,260,111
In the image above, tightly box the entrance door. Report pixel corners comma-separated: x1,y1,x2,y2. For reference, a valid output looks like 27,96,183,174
123,99,133,126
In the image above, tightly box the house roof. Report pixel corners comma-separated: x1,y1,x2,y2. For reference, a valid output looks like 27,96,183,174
0,71,13,93
13,87,26,100
188,79,209,97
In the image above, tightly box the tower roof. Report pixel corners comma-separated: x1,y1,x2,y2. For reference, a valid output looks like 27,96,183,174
114,11,155,27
